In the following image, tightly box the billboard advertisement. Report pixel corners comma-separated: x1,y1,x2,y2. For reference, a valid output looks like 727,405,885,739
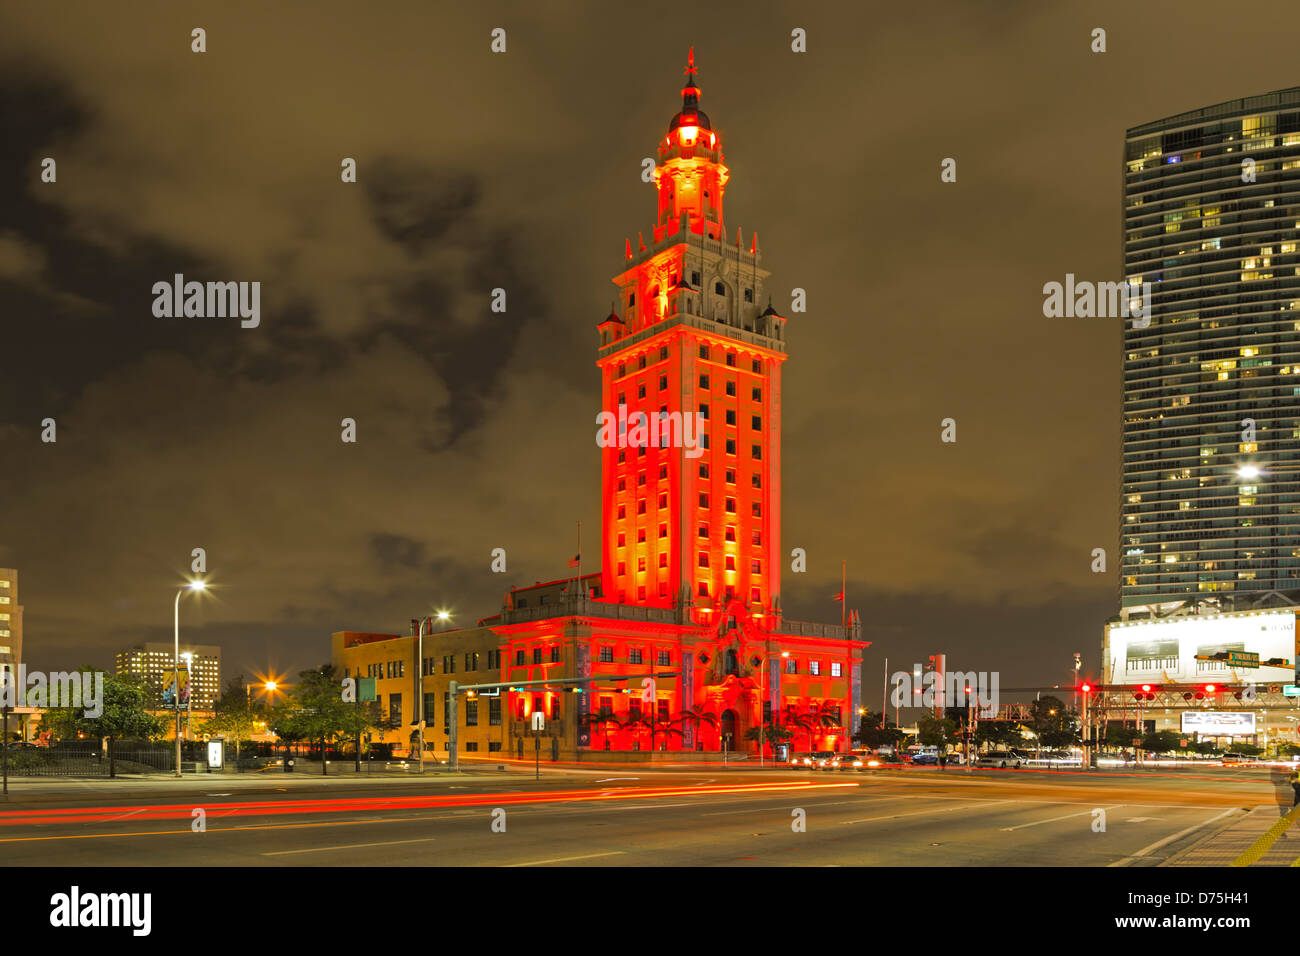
1104,609,1296,686
160,668,190,707
1180,710,1257,736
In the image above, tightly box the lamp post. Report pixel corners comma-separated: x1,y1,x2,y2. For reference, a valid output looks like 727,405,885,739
173,579,205,777
413,609,451,775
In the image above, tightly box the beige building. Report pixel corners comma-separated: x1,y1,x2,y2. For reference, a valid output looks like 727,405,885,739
0,569,22,687
332,624,506,760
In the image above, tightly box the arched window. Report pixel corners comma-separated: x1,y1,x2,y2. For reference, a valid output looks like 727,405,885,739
714,281,726,295
725,649,738,676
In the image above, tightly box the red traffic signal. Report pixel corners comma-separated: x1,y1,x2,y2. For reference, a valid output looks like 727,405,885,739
1133,683,1157,701
1080,683,1092,694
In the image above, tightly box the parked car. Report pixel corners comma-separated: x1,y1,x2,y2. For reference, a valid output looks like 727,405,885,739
909,751,939,765
975,750,1023,769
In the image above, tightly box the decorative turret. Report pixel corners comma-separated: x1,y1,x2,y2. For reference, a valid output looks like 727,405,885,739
653,48,729,241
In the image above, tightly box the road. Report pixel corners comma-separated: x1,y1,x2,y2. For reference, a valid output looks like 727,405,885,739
0,764,1291,866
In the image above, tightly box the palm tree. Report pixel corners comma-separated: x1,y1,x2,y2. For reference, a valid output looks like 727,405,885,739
675,705,719,751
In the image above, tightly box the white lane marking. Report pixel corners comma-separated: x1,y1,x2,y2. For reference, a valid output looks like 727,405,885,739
1001,806,1122,831
106,809,146,821
263,837,437,856
504,851,625,867
842,801,1014,825
595,777,641,783
1107,808,1241,867
701,800,864,817
1126,817,1157,823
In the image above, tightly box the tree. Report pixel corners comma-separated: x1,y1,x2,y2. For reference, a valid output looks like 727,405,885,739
676,704,719,751
854,711,904,749
40,671,167,777
745,719,793,756
917,713,957,749
200,676,263,768
1141,730,1180,754
274,665,371,775
1028,696,1078,755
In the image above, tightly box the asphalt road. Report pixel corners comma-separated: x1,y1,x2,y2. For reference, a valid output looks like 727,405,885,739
0,764,1290,866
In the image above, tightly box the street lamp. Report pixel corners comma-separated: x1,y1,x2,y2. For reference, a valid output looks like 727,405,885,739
413,610,450,775
754,650,790,768
173,578,205,777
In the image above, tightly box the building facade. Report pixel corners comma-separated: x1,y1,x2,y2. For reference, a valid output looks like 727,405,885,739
0,569,22,690
1122,89,1300,617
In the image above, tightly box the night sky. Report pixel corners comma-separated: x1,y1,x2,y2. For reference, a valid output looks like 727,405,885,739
4,1,1299,701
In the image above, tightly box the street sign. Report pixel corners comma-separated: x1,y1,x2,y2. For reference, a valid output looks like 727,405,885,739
1284,685,1300,697
1227,651,1260,668
531,711,545,732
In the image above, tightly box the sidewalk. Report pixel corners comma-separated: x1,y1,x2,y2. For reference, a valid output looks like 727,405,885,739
1166,804,1300,866
0,767,524,800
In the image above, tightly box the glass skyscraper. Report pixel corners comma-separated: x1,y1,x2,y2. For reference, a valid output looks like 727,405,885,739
1122,88,1300,616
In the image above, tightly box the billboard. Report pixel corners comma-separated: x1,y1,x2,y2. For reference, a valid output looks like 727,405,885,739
1104,609,1296,686
1180,710,1257,736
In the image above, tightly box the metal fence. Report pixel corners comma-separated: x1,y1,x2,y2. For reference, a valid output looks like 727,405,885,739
1,743,174,776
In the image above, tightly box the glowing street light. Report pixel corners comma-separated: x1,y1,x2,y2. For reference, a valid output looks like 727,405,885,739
1236,465,1261,480
172,578,206,777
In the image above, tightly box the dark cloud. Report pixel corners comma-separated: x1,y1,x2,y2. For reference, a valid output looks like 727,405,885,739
0,0,1290,696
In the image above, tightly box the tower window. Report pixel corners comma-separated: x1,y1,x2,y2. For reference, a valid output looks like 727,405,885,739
726,353,736,367
638,384,646,398
752,474,761,489
618,365,625,378
638,356,646,370
691,271,700,285
699,403,709,419
699,464,709,478
629,293,635,306
752,359,762,373
699,553,710,567
751,559,761,573
698,582,709,596
699,374,710,388
699,345,709,359
725,497,736,513
725,526,736,542
618,478,626,491
698,523,709,537
752,503,762,517
618,506,626,518
726,410,736,425
726,381,736,396
752,387,762,401
752,415,762,430
725,556,735,570
638,529,646,542
638,501,646,514
725,469,735,484
726,439,736,455
715,281,725,295
659,375,667,390
659,553,668,567
752,444,762,459
658,493,667,508
744,288,753,302
699,493,709,507
659,346,668,361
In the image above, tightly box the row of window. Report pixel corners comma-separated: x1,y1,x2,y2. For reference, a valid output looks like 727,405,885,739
615,525,764,547
614,436,763,462
616,466,762,490
615,495,762,519
617,378,763,403
357,648,505,681
614,347,764,379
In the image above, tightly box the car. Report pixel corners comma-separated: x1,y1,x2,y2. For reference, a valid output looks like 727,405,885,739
909,751,939,765
788,752,818,769
807,751,837,770
1222,752,1260,765
833,753,870,771
975,750,1023,769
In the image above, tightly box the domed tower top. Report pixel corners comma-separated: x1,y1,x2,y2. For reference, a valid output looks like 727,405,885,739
653,47,729,239
668,47,711,133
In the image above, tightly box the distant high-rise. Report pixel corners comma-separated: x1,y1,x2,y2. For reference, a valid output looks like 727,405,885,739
1121,89,1300,617
115,642,222,709
0,569,22,685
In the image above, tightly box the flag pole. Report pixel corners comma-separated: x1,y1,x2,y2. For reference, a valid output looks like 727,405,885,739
841,560,846,629
576,521,582,600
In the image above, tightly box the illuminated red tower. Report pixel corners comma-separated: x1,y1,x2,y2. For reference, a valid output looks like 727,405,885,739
598,49,788,622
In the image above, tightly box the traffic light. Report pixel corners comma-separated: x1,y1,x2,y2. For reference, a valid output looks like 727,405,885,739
1080,683,1092,694
1133,684,1157,701
1194,683,1217,700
